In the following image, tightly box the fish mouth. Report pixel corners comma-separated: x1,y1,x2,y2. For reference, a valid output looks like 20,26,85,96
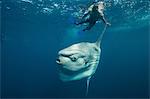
56,58,62,64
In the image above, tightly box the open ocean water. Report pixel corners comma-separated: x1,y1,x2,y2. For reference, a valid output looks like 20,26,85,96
1,0,150,98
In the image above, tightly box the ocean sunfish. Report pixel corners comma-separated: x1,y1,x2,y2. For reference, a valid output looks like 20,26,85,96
56,25,107,95
56,42,101,81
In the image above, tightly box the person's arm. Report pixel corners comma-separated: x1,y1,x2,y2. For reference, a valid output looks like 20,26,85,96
82,5,94,19
101,14,111,26
82,11,90,19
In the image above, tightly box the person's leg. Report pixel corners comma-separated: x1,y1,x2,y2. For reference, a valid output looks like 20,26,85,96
75,19,90,25
83,21,96,31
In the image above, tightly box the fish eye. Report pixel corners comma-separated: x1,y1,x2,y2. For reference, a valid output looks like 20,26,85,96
70,56,77,62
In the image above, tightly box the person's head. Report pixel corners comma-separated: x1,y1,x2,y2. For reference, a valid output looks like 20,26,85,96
97,1,105,5
96,1,105,8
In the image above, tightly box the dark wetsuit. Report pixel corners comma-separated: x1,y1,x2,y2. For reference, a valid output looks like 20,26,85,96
76,5,103,31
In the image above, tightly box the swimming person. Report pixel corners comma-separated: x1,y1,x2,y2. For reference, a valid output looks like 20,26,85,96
75,1,111,31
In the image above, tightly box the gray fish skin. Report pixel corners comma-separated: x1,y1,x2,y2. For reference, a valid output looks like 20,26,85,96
56,42,101,81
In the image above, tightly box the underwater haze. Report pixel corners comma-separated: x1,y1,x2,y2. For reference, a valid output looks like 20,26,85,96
1,0,150,98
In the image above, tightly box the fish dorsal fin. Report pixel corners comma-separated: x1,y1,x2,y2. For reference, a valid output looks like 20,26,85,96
96,24,107,47
85,76,92,96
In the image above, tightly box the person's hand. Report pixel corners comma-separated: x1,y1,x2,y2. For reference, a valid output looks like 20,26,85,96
106,22,111,26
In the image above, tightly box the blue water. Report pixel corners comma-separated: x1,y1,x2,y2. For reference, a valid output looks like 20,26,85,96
1,0,149,98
